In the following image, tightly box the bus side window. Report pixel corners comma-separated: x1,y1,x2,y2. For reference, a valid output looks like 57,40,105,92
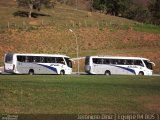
48,57,52,63
30,56,34,62
110,59,114,64
43,57,51,63
118,59,126,65
17,56,25,62
33,56,36,62
56,57,65,64
123,60,127,65
43,57,47,63
93,58,98,64
117,59,123,65
103,59,110,64
126,60,133,65
25,56,33,62
40,57,45,63
25,56,29,62
35,57,40,62
51,57,56,63
98,59,102,64
114,59,118,64
134,60,144,66
17,56,21,62
45,57,53,63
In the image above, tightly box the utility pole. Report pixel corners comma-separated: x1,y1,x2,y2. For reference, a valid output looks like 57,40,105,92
69,29,79,75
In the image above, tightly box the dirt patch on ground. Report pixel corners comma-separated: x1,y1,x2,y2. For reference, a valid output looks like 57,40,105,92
124,30,160,43
139,96,160,113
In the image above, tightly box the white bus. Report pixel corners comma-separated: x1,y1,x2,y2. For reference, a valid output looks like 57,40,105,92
84,56,155,75
4,53,72,75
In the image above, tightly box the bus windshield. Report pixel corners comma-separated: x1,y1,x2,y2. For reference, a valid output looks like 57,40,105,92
5,53,13,63
65,58,72,68
144,60,153,70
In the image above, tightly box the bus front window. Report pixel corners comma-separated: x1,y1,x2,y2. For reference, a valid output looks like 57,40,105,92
65,58,72,68
5,53,13,63
144,60,153,70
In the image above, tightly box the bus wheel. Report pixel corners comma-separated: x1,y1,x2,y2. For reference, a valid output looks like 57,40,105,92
105,70,111,76
28,70,34,75
60,70,65,75
138,71,144,75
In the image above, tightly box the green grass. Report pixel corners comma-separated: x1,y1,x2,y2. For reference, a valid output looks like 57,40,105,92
133,23,160,33
0,75,160,114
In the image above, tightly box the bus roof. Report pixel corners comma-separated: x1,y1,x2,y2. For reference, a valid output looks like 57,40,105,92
6,53,70,58
87,56,150,61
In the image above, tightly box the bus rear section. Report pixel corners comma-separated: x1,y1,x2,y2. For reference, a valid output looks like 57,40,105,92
84,56,92,74
4,53,15,73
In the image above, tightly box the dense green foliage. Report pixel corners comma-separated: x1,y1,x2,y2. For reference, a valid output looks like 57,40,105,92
148,0,160,24
93,0,129,16
123,2,148,22
92,0,160,25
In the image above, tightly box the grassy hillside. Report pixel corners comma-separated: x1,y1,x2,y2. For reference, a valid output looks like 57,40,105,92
0,75,160,114
0,0,160,73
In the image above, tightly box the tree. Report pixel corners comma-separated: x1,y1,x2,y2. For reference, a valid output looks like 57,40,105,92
92,0,106,13
118,0,129,16
17,0,55,18
123,1,149,21
91,0,160,25
92,0,129,16
89,0,94,11
149,0,160,24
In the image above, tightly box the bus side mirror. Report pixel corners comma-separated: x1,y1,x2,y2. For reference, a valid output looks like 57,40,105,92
151,62,155,66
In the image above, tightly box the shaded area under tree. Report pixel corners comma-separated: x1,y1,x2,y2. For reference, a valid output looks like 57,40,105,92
13,11,51,18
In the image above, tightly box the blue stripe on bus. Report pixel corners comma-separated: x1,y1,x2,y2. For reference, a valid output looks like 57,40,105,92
38,64,58,74
114,65,136,74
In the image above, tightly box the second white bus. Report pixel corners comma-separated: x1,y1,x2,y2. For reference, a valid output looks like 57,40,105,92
4,53,72,75
85,56,155,75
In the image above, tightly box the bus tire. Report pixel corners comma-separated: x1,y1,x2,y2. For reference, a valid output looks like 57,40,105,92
105,70,111,76
138,71,144,75
28,69,34,75
60,70,65,75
